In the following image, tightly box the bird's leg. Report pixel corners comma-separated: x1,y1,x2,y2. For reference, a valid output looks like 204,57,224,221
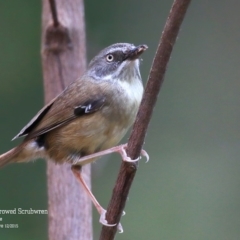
72,165,124,232
71,144,149,232
73,144,149,165
71,165,115,227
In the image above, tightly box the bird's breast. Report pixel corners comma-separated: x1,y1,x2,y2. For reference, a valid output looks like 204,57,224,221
107,76,144,126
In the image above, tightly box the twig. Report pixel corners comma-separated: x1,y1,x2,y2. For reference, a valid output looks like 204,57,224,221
48,0,59,27
99,0,192,239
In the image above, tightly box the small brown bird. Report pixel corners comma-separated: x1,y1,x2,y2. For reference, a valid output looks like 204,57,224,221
0,43,148,228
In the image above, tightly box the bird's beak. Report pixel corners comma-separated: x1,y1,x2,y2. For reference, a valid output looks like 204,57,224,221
124,44,148,61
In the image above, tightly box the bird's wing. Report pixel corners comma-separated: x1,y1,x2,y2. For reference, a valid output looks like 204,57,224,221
13,79,106,140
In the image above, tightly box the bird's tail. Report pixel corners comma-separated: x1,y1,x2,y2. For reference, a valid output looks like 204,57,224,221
0,147,18,168
0,145,26,168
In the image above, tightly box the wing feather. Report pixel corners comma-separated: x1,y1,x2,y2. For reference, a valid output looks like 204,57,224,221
13,78,107,141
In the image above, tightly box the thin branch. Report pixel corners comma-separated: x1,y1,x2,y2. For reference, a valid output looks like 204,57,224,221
99,0,192,239
48,0,59,27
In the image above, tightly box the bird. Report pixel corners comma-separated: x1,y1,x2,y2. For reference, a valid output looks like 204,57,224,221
0,42,148,228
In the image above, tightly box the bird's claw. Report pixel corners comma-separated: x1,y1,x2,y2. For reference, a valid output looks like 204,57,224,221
141,149,149,163
99,209,116,227
119,144,149,163
117,222,124,233
99,209,124,233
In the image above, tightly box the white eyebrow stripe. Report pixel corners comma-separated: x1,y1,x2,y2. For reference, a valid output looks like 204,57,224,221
106,46,134,54
106,48,123,53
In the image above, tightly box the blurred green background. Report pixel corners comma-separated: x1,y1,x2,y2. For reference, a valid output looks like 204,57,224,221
1,0,240,239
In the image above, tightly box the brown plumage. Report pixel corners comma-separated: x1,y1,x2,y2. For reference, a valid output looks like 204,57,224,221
0,43,147,228
0,43,147,168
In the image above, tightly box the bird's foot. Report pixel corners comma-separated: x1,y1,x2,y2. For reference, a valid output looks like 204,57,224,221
117,144,149,163
99,209,124,233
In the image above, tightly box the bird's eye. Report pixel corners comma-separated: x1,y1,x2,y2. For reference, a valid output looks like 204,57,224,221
106,54,114,62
